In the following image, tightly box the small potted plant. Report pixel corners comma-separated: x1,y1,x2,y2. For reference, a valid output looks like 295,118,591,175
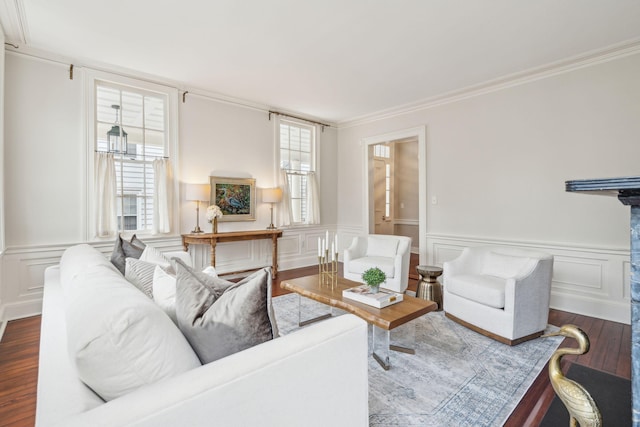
362,267,386,293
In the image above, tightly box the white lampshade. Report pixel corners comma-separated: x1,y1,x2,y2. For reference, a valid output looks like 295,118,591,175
262,187,283,203
185,184,210,202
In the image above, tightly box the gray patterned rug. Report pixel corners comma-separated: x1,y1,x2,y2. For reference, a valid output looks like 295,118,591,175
272,293,562,427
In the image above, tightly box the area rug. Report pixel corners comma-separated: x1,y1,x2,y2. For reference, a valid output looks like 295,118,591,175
272,293,563,427
540,363,631,426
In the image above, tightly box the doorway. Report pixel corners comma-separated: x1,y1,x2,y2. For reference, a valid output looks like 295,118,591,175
373,144,394,235
362,127,427,264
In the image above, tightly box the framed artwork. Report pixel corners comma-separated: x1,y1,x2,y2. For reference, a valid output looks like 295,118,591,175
209,176,256,221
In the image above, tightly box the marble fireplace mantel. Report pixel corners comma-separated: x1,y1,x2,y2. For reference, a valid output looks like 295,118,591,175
566,176,640,425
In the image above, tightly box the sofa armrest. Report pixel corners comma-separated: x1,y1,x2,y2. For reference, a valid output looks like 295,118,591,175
54,315,369,427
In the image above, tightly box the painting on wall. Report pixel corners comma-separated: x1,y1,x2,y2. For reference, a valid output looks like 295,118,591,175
209,176,256,221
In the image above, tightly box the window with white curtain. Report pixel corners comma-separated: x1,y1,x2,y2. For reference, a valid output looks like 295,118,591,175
278,119,319,225
89,72,178,238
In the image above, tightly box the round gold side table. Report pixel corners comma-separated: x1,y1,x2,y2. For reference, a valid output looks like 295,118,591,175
416,265,443,311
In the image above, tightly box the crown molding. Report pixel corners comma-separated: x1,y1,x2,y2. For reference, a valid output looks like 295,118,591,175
4,44,337,128
0,0,28,43
338,38,640,129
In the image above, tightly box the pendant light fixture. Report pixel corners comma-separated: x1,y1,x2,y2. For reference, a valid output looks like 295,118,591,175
107,104,128,153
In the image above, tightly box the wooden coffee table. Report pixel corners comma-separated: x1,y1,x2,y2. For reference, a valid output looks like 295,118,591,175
281,274,437,370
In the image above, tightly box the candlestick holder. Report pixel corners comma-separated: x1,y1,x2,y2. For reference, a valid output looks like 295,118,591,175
318,250,338,288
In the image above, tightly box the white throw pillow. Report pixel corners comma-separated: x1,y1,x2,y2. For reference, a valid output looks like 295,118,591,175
139,245,175,274
481,252,533,279
63,251,201,401
153,265,219,325
153,266,178,324
366,237,399,258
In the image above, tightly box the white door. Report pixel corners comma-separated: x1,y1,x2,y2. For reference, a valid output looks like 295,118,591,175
374,158,393,235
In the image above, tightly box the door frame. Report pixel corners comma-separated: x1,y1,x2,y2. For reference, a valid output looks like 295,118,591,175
362,126,427,264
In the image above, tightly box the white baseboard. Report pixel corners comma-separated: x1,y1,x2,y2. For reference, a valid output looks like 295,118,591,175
426,233,631,324
0,304,6,341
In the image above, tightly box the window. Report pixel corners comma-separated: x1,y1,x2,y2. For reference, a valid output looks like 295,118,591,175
89,71,177,238
278,119,319,225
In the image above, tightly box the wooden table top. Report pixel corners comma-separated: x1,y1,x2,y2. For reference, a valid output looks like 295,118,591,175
280,275,437,330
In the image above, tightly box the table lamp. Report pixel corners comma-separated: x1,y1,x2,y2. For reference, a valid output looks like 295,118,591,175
262,187,283,230
186,184,210,233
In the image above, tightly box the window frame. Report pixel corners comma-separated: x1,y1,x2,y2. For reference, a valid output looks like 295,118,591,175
85,69,180,240
275,116,319,227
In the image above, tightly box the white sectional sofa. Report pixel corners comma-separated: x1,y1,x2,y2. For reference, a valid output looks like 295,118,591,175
36,244,369,427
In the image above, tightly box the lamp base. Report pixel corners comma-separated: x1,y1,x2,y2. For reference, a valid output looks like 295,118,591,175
266,205,277,230
191,225,203,233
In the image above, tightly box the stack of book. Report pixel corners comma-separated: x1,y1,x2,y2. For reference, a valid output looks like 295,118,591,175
342,285,403,308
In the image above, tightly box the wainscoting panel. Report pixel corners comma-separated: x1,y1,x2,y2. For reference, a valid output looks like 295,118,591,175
0,228,348,321
1,245,68,320
0,238,185,321
427,234,631,324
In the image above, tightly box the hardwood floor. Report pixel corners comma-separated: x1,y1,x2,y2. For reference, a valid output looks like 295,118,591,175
0,260,631,426
0,316,40,427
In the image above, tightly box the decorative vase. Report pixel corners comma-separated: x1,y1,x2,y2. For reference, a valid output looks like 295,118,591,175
213,217,218,234
369,284,380,293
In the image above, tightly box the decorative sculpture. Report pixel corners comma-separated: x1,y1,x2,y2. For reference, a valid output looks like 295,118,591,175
543,324,602,427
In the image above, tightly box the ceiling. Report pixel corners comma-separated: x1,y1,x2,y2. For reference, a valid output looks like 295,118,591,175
2,0,640,124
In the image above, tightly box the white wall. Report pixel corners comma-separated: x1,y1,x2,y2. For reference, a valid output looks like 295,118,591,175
0,30,5,329
0,52,338,320
2,46,637,324
337,52,640,323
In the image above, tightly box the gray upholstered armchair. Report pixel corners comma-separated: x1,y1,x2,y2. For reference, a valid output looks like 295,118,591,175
343,234,412,293
443,246,554,345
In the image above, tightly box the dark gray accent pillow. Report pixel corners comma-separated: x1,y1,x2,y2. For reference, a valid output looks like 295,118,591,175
110,234,145,275
174,260,278,364
130,234,147,250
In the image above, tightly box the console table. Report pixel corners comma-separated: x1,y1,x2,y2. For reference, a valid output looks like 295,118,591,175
566,176,640,425
181,229,283,278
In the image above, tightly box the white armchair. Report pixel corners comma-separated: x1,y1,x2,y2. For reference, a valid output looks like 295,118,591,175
443,246,553,345
343,234,412,293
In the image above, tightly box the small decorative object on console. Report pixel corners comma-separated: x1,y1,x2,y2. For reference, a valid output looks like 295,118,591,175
343,284,403,308
362,267,386,293
206,205,223,233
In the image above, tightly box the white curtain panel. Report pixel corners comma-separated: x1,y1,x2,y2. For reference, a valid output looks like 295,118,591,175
95,152,117,237
153,158,173,234
306,171,320,225
279,169,292,227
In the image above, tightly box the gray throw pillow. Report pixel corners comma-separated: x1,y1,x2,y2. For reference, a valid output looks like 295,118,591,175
110,234,145,275
174,260,278,364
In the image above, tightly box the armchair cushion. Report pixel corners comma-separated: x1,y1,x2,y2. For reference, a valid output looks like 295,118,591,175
446,274,506,309
481,252,534,279
346,256,396,278
366,237,399,258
